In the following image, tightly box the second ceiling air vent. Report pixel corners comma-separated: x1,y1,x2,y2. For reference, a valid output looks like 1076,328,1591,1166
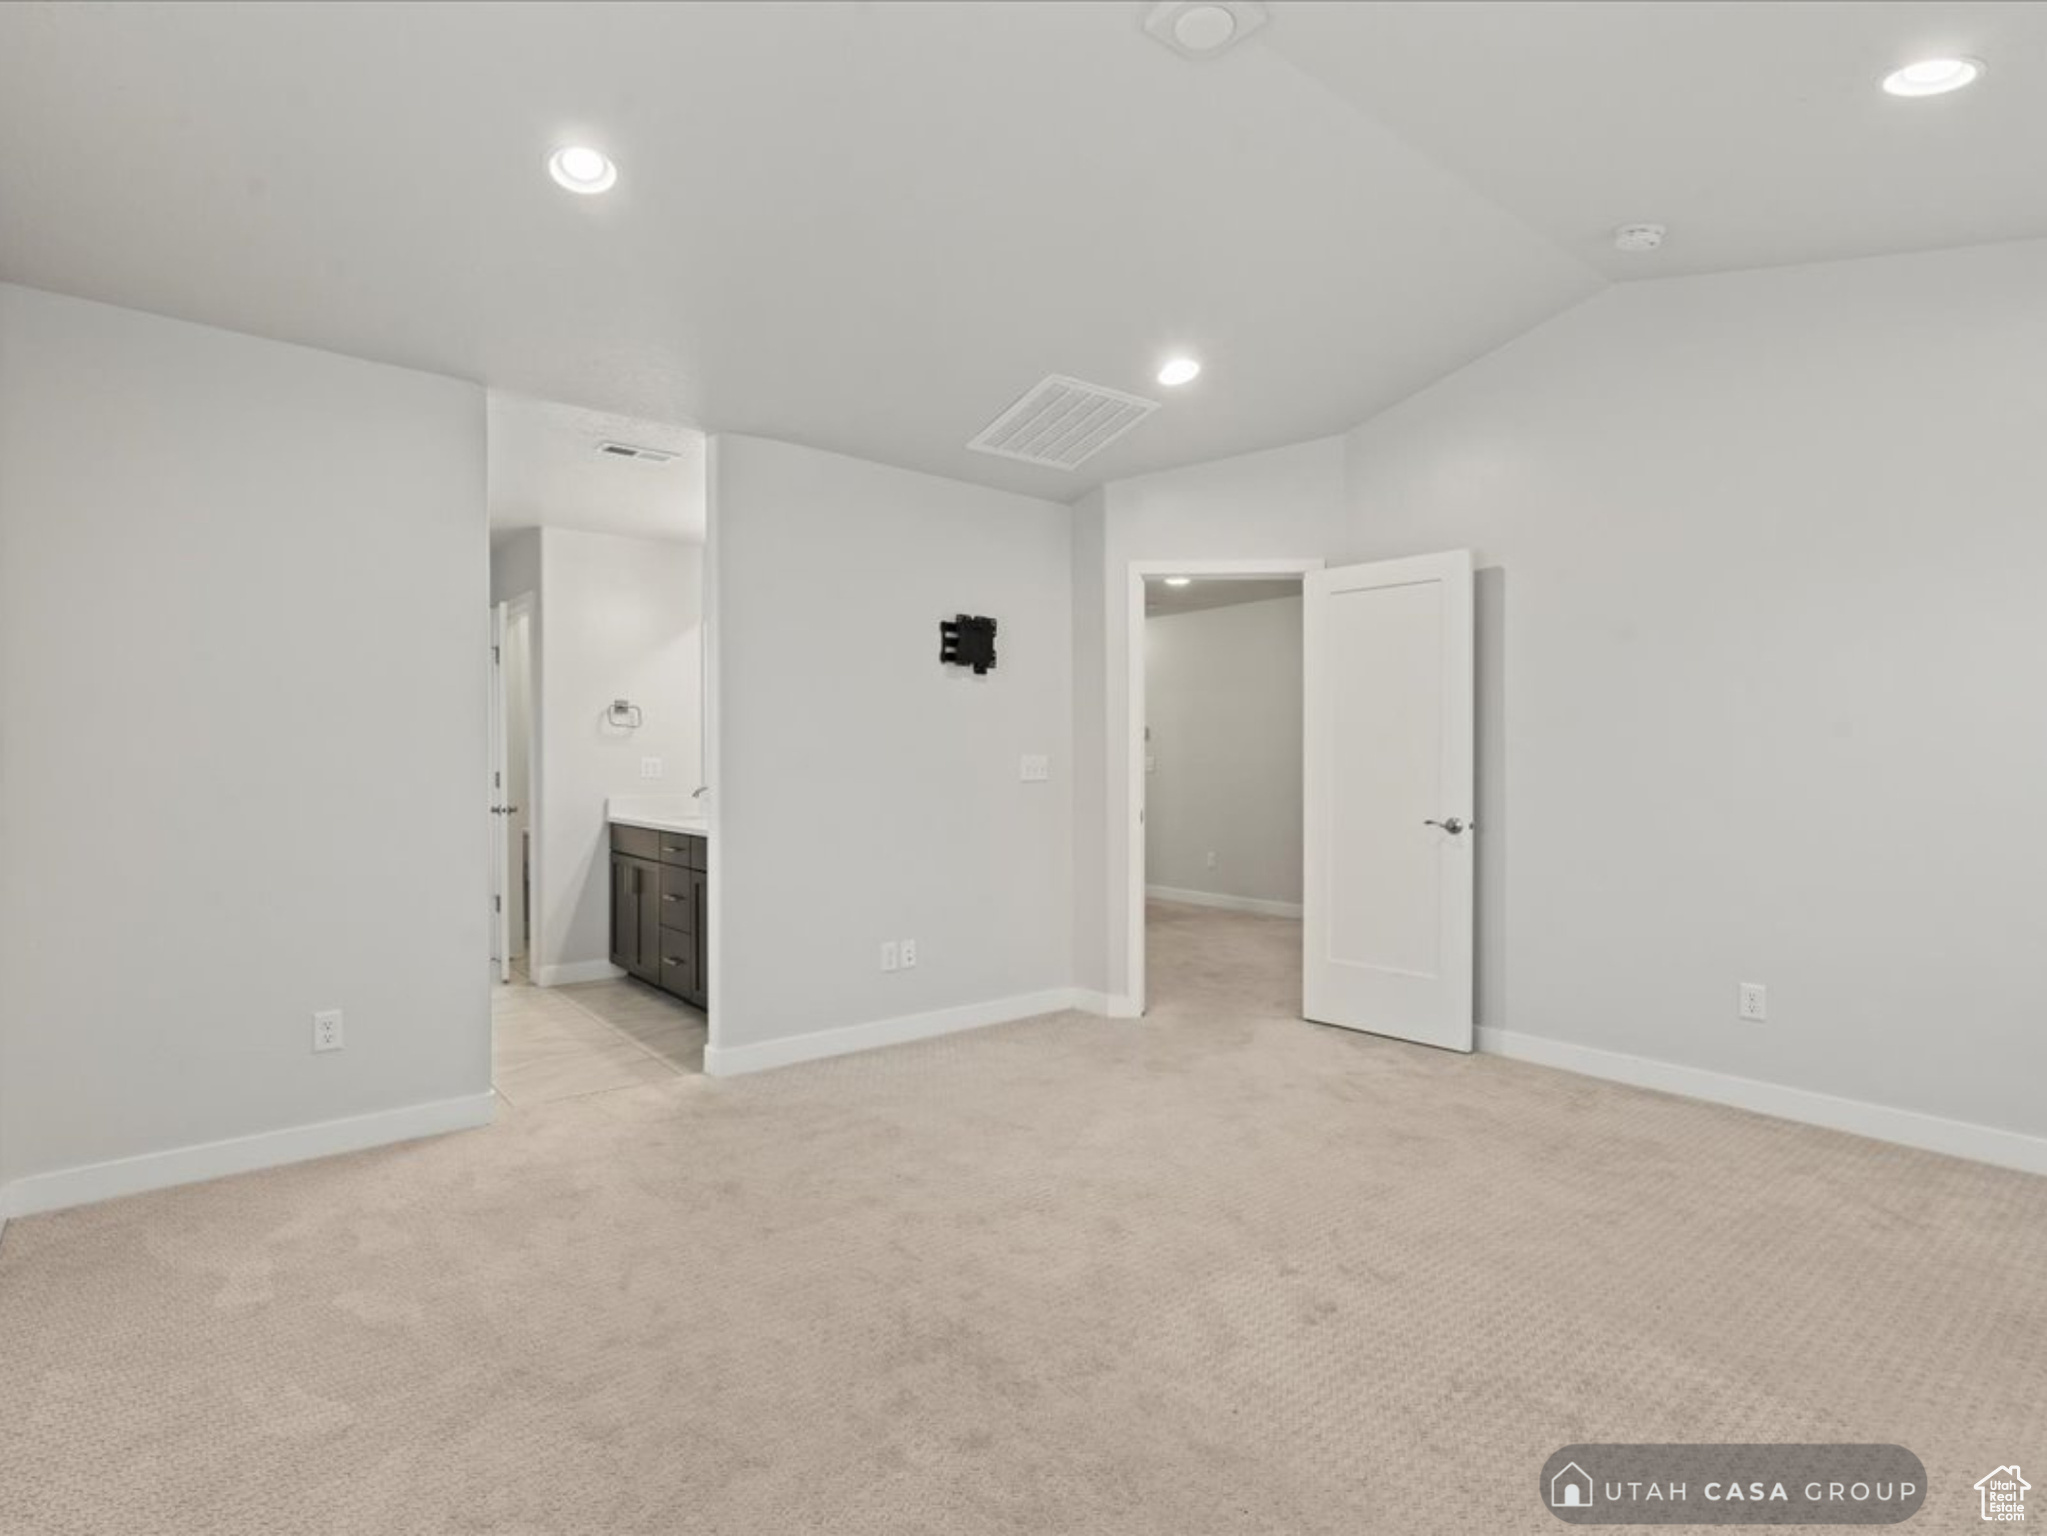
597,441,675,463
966,375,1159,470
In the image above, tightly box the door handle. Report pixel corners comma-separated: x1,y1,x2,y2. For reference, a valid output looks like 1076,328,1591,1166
1424,817,1472,835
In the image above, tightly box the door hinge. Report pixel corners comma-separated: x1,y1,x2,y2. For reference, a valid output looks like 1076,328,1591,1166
494,770,502,788
493,895,502,912
492,644,501,664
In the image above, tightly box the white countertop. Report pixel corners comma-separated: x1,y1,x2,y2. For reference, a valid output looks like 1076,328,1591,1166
606,795,711,837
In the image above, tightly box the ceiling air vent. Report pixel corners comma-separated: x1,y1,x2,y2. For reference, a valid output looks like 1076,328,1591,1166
966,375,1158,470
596,441,675,463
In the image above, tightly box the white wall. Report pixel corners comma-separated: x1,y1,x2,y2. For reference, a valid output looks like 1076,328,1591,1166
1145,595,1303,910
520,528,703,984
1081,238,2047,1155
0,284,491,1210
709,435,1073,1065
1339,238,2047,1145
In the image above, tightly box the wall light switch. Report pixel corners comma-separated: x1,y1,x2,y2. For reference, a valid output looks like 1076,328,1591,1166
313,1009,344,1053
641,757,665,779
1020,754,1050,782
880,941,899,973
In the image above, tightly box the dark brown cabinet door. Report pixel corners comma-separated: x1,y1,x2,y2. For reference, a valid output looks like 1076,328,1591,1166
610,854,663,982
633,859,662,983
609,854,633,972
689,867,708,1007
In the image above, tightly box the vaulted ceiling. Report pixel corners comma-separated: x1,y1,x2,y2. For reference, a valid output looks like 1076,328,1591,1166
3,2,2039,504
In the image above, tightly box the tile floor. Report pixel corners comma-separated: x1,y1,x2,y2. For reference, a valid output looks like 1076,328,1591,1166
491,969,706,1106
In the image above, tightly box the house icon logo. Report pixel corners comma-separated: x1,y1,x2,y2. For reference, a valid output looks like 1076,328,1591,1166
1551,1462,1594,1509
1975,1465,2028,1522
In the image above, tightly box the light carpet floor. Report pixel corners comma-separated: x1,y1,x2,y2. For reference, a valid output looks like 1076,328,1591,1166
1,902,2041,1533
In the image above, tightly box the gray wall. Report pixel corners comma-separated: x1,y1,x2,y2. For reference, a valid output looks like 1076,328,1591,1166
710,434,1073,1052
1145,596,1303,908
0,284,490,1191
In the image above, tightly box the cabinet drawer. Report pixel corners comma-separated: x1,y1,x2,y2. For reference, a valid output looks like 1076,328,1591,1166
610,823,661,860
657,864,696,931
657,832,704,869
656,927,698,995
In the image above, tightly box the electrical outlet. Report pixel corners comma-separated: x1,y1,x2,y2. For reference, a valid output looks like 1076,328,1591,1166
1019,754,1049,782
1205,850,1218,870
312,1009,345,1053
640,756,664,779
1738,983,1767,1022
880,941,899,973
901,938,917,969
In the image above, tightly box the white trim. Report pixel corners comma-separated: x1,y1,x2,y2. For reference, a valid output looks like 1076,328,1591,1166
1147,885,1304,920
704,988,1082,1077
1125,558,1322,1018
1070,989,1142,1018
532,959,625,987
1478,1027,2047,1177
0,1092,497,1221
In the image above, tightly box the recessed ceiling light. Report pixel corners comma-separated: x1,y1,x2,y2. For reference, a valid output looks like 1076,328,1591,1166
1164,577,1193,587
548,145,617,195
1143,2,1268,59
1174,5,1237,51
1157,357,1202,387
1881,57,1984,97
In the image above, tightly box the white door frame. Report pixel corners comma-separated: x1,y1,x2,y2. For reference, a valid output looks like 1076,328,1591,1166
1124,558,1324,1015
502,592,537,972
489,600,511,983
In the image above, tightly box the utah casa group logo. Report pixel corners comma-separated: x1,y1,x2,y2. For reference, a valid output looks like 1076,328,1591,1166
1540,1445,1927,1525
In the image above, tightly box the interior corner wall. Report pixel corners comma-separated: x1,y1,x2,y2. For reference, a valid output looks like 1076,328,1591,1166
1091,437,1350,1005
531,527,704,984
1145,595,1304,909
0,284,491,1209
709,434,1073,1058
1335,237,2047,1143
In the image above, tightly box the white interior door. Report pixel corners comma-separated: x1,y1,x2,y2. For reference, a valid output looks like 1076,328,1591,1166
1303,550,1475,1050
488,601,510,983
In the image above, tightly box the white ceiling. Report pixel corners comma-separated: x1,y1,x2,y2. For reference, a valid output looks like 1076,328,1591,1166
1270,1,2047,280
1146,576,1302,616
487,394,705,543
3,2,2039,506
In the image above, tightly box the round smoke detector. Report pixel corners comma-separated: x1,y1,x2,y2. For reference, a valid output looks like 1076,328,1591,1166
1613,222,1667,254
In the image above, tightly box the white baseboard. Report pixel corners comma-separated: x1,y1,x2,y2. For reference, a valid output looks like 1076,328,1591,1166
0,1091,498,1222
1147,885,1304,920
1477,1027,2047,1177
1070,990,1143,1018
533,959,625,987
705,988,1085,1077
